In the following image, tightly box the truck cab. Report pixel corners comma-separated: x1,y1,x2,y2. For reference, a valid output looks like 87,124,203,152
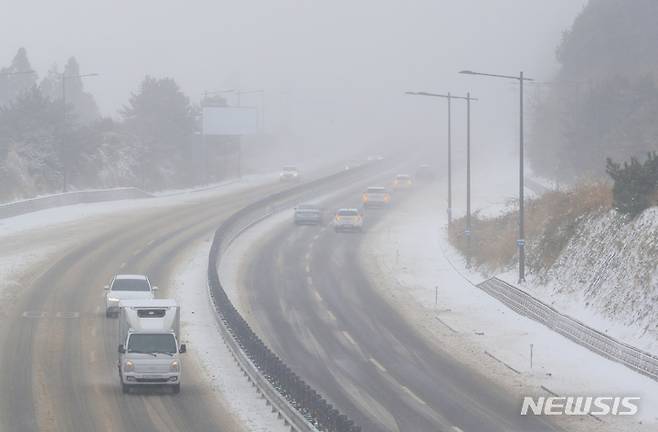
117,299,185,394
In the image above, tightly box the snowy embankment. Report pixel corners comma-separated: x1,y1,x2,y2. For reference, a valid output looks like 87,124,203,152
172,240,289,432
498,208,658,355
361,189,658,431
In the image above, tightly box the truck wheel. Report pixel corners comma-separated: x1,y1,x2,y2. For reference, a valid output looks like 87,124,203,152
121,382,130,394
172,384,180,394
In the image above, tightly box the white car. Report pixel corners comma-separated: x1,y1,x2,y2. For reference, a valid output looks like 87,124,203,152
280,166,300,182
105,274,157,318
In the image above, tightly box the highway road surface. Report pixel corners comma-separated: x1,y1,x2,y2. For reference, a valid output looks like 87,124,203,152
0,181,292,432
242,185,563,432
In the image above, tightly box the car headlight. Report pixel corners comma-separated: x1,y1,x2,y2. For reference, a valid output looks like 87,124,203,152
170,360,179,372
124,360,134,372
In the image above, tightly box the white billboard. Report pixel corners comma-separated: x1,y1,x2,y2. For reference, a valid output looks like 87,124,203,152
202,106,259,136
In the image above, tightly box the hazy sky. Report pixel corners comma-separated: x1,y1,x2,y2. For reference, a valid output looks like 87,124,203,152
3,0,587,159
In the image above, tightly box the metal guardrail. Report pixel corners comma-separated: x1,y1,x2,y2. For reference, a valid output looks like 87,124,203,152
0,187,152,219
207,166,373,432
478,277,658,381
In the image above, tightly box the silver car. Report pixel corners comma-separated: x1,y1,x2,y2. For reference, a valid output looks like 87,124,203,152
294,204,323,225
334,208,364,232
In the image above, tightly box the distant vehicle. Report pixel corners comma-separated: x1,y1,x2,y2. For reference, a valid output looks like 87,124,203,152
294,203,323,225
117,299,185,394
393,174,413,190
280,166,300,182
334,208,363,232
362,187,391,208
416,164,436,182
105,275,157,318
366,155,384,162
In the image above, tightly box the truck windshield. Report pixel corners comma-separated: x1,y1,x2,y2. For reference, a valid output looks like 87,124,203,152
112,278,151,291
127,334,177,354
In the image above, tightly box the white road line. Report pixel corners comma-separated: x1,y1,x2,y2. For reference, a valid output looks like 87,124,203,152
305,264,311,273
326,310,336,321
89,350,96,364
401,385,427,406
313,234,321,241
313,290,323,303
452,427,465,432
132,249,141,256
146,239,155,246
307,276,313,286
305,252,311,261
369,357,387,373
119,262,126,269
342,331,357,346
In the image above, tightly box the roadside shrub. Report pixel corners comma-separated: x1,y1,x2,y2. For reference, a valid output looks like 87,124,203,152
448,181,612,274
606,152,658,217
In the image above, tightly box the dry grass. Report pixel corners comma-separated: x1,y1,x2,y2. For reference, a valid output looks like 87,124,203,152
449,181,613,273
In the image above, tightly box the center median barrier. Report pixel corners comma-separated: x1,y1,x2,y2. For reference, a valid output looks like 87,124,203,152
478,277,658,381
207,164,385,432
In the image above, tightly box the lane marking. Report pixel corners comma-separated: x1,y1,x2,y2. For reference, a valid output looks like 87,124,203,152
95,306,101,314
55,312,80,319
342,331,357,346
307,276,313,286
305,264,311,274
313,290,323,303
22,311,47,319
119,262,126,269
369,357,387,373
305,252,311,261
401,385,427,406
146,239,155,246
313,234,321,241
326,310,336,321
452,427,465,432
89,350,96,364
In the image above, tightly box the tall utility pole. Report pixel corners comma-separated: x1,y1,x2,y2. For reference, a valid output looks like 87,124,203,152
60,72,99,192
404,91,477,228
465,92,472,268
459,69,533,282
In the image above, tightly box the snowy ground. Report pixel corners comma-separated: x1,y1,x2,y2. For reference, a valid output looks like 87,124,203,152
361,188,658,432
172,239,289,432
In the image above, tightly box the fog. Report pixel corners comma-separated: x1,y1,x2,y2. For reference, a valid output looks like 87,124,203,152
3,0,586,165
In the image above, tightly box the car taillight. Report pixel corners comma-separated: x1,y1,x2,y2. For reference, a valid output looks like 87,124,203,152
362,194,368,202
384,194,390,202
336,215,341,221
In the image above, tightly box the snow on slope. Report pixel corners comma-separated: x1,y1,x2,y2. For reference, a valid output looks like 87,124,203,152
499,207,658,356
361,188,658,431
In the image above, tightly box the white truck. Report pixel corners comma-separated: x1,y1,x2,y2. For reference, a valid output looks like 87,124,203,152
117,299,186,394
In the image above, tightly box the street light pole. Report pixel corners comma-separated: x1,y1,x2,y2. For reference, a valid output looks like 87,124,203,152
447,93,452,224
404,91,477,228
518,71,526,282
465,92,472,268
459,69,532,282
